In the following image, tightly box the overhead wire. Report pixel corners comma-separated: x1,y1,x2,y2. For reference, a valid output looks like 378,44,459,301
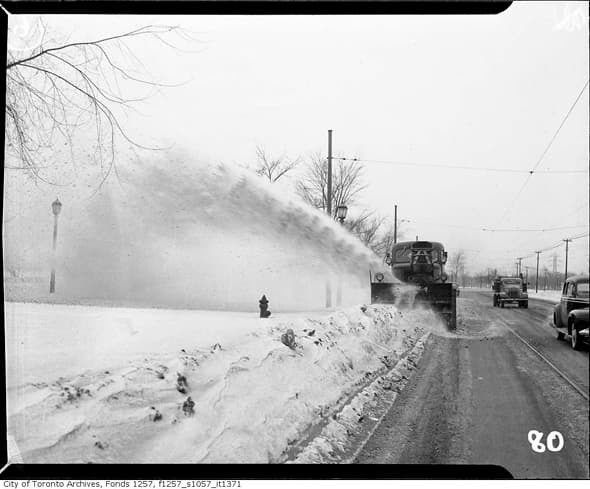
481,224,587,232
402,217,587,233
332,82,588,273
493,78,589,226
529,79,590,174
515,232,589,263
332,156,587,174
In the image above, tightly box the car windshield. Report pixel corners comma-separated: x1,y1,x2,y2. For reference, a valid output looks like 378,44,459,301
577,281,589,298
502,279,521,285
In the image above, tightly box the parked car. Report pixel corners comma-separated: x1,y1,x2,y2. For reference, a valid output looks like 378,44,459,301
553,274,589,350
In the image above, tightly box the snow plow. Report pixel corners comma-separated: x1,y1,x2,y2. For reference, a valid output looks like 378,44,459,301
370,240,457,330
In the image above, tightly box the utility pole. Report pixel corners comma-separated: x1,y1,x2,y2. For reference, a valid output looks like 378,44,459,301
394,204,398,244
544,268,547,290
563,238,572,280
517,257,522,276
327,130,333,218
535,251,540,293
325,130,333,308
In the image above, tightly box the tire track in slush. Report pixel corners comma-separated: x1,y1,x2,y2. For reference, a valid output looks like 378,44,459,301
497,318,588,401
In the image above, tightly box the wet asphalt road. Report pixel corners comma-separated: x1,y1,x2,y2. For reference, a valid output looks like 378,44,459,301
354,289,589,478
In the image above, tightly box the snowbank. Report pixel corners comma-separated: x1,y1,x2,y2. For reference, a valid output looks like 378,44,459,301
527,290,561,303
291,333,430,463
6,301,440,463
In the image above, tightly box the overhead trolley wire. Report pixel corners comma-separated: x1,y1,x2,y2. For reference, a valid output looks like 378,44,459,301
567,231,590,241
403,217,587,233
515,232,589,262
493,79,589,226
481,224,588,232
529,79,590,175
332,156,587,174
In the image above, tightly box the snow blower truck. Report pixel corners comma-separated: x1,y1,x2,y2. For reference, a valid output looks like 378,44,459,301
370,240,457,330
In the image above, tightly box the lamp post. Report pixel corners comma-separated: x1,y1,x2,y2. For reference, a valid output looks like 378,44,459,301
336,205,348,306
49,198,62,293
336,204,348,224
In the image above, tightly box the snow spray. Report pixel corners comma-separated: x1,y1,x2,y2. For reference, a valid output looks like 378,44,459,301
4,148,381,311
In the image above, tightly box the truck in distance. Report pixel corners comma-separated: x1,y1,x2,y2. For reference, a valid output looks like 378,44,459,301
492,276,528,308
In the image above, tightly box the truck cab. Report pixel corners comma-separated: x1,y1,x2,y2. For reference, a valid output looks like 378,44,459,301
386,241,448,285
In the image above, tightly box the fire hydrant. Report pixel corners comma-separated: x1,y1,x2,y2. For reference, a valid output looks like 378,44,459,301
259,295,271,318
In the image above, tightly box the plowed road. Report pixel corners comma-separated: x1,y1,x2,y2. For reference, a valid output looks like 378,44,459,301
355,289,589,479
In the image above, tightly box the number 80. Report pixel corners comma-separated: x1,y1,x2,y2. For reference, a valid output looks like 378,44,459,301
527,430,564,453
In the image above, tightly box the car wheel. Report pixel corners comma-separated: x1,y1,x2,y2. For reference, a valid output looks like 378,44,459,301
500,302,505,308
523,301,528,309
571,327,582,351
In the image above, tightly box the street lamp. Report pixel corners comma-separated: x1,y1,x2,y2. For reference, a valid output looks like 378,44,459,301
336,205,348,224
49,198,62,293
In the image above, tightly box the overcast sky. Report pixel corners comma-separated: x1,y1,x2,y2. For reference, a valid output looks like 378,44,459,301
5,1,590,277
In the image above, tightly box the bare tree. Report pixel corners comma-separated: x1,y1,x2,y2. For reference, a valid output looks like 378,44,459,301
344,210,383,252
370,221,408,258
296,152,366,219
254,146,300,183
469,270,490,288
5,20,192,188
449,250,466,283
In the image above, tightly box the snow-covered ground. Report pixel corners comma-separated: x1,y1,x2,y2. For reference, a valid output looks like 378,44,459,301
5,300,443,463
526,290,562,303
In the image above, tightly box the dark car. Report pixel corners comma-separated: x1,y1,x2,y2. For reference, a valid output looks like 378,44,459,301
553,274,589,350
